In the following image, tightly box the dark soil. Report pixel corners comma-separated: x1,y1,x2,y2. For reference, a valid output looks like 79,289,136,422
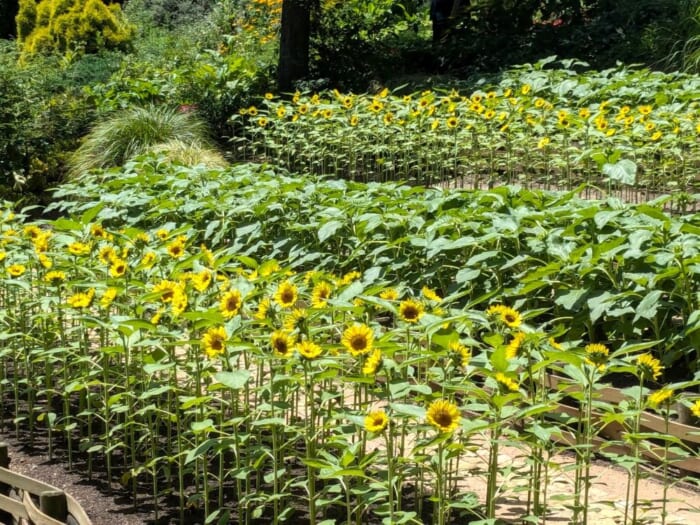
0,434,163,525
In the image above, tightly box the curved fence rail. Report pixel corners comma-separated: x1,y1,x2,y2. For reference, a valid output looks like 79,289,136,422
0,443,92,525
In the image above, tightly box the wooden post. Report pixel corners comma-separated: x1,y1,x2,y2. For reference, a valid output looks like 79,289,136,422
0,443,9,469
39,490,67,521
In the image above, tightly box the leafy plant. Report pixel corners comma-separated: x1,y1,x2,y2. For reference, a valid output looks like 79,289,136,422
16,0,134,56
68,104,218,176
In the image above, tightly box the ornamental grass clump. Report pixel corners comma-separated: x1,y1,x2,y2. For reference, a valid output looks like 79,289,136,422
68,104,217,176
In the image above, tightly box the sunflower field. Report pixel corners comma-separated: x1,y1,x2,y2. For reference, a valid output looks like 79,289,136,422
233,58,700,204
0,147,695,524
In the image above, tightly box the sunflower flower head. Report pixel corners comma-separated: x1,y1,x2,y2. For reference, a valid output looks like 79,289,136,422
7,264,26,277
37,253,52,269
505,331,526,360
487,304,522,329
296,340,322,360
274,280,298,308
192,269,213,292
647,388,673,409
342,324,374,356
220,289,243,318
99,245,118,265
100,287,118,309
202,326,227,359
311,281,332,308
691,399,700,419
284,308,309,334
421,286,442,302
636,353,663,381
270,330,295,358
153,280,178,303
495,372,519,393
449,341,471,367
399,299,425,323
68,242,90,256
167,236,186,259
585,343,609,369
379,287,398,301
109,258,127,278
426,399,461,433
254,297,271,321
364,410,389,433
140,251,157,268
44,270,66,286
67,288,95,309
362,349,382,375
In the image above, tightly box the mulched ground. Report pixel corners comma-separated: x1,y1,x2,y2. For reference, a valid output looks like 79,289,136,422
0,435,163,525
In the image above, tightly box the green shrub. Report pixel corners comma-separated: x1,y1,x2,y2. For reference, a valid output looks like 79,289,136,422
68,104,218,176
0,41,120,201
16,0,133,55
122,0,217,30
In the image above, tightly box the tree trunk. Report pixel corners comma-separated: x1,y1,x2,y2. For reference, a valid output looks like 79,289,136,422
277,0,315,92
1,0,20,39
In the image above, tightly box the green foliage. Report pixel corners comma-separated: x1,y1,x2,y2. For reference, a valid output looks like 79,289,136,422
16,0,134,55
0,40,121,201
68,104,218,176
49,159,700,376
122,0,217,29
311,0,429,88
85,47,270,136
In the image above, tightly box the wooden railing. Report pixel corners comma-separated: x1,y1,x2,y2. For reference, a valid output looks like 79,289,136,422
0,443,92,525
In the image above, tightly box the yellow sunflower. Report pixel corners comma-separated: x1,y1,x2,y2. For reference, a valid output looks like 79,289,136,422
284,308,308,333
7,264,26,277
153,280,179,303
341,324,374,356
505,332,526,359
202,326,227,359
100,287,118,309
364,410,388,433
585,343,609,369
109,258,127,278
167,237,186,259
379,288,398,301
67,288,95,309
426,399,461,433
254,297,271,321
399,299,424,323
68,242,90,256
44,270,66,285
495,372,519,392
296,340,322,360
691,399,700,418
274,280,298,308
220,289,243,318
311,281,332,308
636,353,663,381
487,304,522,328
449,341,471,367
362,349,382,375
647,388,673,409
192,269,212,292
270,330,295,358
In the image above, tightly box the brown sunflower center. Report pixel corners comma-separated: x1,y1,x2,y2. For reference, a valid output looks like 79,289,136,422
351,335,367,351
